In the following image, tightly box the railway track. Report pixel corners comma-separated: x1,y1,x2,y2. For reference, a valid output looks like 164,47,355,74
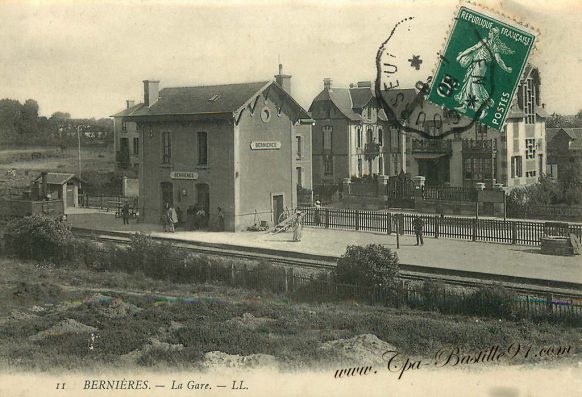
72,227,582,299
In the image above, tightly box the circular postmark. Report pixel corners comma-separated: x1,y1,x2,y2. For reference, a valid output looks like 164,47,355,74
375,8,535,139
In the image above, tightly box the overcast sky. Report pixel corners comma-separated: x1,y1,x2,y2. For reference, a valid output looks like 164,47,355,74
0,0,580,119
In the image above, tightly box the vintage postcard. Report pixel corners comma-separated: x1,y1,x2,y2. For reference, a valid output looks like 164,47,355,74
0,0,581,396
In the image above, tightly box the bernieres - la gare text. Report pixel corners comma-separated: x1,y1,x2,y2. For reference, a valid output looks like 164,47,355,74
84,379,149,390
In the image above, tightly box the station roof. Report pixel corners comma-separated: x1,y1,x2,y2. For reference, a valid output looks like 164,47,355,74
115,81,311,122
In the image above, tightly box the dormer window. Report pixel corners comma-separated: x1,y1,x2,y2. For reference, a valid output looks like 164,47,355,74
208,94,221,102
523,78,536,124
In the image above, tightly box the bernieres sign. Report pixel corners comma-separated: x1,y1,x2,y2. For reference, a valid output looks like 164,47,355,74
170,171,198,180
250,141,281,150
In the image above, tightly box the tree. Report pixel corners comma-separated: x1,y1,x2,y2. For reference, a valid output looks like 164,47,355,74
50,111,71,120
18,99,39,134
334,244,399,287
0,99,22,140
559,158,582,205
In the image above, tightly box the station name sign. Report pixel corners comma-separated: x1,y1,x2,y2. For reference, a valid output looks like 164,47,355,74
170,171,199,180
250,141,281,150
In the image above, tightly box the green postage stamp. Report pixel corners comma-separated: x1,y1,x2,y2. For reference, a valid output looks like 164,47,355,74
427,6,536,130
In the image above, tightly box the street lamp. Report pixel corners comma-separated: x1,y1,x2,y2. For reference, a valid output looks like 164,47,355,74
77,125,81,186
76,125,82,180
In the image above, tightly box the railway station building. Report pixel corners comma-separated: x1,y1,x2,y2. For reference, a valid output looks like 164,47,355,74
118,67,313,231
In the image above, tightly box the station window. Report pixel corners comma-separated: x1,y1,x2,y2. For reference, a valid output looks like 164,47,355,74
133,137,139,155
162,132,171,164
356,127,362,148
198,132,208,165
378,128,383,146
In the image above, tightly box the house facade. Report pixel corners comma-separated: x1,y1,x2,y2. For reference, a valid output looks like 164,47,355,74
309,79,404,188
120,69,312,231
112,100,144,172
395,66,547,189
546,127,582,178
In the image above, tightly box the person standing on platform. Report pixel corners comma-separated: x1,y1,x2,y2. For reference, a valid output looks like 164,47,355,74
121,201,130,225
186,205,195,231
167,204,178,233
216,207,225,232
292,210,304,242
162,203,170,232
314,200,322,226
413,215,424,246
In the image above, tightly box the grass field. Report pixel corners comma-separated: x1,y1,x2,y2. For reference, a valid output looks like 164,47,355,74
0,256,579,372
0,144,114,196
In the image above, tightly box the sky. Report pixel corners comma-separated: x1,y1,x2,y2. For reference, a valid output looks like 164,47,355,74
0,0,581,119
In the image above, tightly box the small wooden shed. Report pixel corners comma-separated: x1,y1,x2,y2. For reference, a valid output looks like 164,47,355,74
33,172,84,209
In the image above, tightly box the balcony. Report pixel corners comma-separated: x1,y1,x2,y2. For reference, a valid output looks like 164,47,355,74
410,139,452,154
462,139,497,154
364,143,381,160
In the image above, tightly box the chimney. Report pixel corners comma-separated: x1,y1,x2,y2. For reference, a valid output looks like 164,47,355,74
324,78,333,91
357,81,372,88
143,80,160,107
126,100,136,109
274,64,292,94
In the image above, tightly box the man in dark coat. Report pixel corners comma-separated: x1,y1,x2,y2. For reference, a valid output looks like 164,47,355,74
121,201,130,225
412,215,424,246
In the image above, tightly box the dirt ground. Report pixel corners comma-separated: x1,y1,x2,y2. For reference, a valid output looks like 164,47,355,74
0,257,580,372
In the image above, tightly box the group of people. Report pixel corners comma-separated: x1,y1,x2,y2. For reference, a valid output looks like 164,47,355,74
162,203,225,233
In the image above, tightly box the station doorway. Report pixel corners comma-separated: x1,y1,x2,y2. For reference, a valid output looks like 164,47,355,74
161,182,173,208
272,194,284,225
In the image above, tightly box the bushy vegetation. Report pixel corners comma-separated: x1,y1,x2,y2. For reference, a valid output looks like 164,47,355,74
1,220,578,325
1,254,580,370
334,244,399,287
3,215,75,261
507,168,582,215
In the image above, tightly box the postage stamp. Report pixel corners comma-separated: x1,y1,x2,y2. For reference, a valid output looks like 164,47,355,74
427,5,536,130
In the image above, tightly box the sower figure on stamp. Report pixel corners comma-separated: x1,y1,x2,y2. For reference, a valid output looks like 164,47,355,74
412,215,424,246
454,26,514,119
